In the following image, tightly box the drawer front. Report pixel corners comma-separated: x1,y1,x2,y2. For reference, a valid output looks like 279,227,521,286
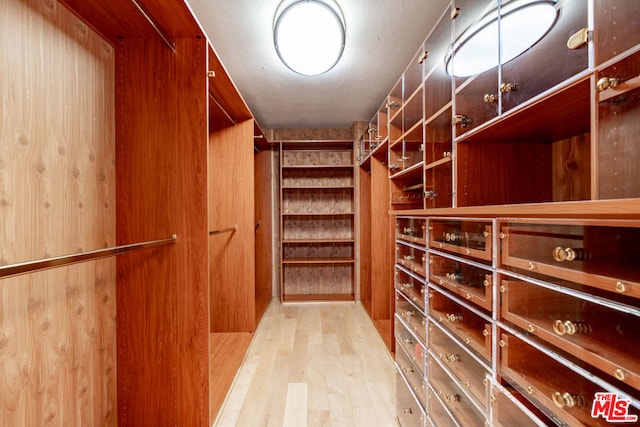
428,387,459,427
397,291,426,344
489,381,551,427
397,341,427,410
499,331,640,427
500,278,640,392
396,370,426,427
395,267,426,311
428,321,489,409
395,316,426,377
428,289,492,362
429,219,493,262
429,253,493,311
397,217,427,246
499,220,640,298
428,354,486,426
397,242,427,277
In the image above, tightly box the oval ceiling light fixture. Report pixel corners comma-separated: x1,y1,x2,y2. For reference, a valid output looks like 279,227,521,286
273,0,346,76
445,0,560,77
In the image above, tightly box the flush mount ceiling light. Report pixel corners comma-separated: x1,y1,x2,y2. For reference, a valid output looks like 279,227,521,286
445,0,560,77
273,0,346,76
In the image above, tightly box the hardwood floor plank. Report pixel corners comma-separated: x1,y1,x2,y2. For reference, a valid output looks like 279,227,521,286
213,299,396,426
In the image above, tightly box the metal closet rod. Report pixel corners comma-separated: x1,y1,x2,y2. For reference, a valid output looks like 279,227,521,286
130,0,176,52
209,225,238,235
0,235,177,280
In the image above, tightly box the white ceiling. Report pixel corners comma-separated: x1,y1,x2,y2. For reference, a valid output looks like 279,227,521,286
187,0,450,129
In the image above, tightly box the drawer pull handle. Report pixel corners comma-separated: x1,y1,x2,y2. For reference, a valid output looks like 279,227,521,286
490,394,496,402
483,230,490,238
445,272,463,282
464,337,471,344
552,246,590,262
552,391,587,408
403,255,415,261
527,324,536,333
403,227,416,235
499,232,508,239
615,281,627,293
402,338,414,345
527,386,535,395
553,320,591,336
499,285,506,293
499,339,506,347
483,93,498,103
402,365,414,374
401,283,413,290
615,369,626,381
483,279,490,287
445,393,461,402
400,407,413,415
445,353,460,362
446,313,463,322
528,262,535,270
404,310,415,317
500,82,519,93
445,232,462,242
482,329,490,337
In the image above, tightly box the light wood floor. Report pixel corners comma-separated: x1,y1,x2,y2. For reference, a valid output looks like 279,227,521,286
213,299,397,427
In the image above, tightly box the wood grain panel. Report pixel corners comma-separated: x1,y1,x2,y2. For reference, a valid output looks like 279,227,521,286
254,148,273,324
209,119,256,333
359,168,372,316
552,134,591,202
115,37,209,426
1,0,116,424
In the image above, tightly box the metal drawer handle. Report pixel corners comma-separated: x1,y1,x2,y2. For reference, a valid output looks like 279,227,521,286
553,320,591,336
445,232,462,242
552,391,587,409
445,393,461,403
400,407,412,415
403,227,416,235
445,272,463,282
445,353,460,363
403,255,415,261
446,313,463,322
404,310,415,317
402,365,414,374
552,246,590,262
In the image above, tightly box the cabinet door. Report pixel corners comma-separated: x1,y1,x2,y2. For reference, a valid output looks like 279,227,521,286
451,0,500,134
595,0,640,65
597,50,640,199
501,0,589,112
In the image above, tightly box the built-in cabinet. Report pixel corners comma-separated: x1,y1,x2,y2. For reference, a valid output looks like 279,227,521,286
280,141,356,301
356,0,640,425
2,0,270,425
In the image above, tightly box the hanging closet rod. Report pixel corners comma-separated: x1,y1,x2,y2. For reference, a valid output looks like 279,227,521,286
130,0,176,52
209,225,238,235
0,235,177,280
208,92,236,125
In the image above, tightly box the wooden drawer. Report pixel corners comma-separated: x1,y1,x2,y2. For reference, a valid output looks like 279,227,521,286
396,370,426,427
397,341,427,410
396,217,427,246
428,321,489,409
428,354,486,426
396,242,426,277
428,289,492,362
500,278,640,393
499,219,640,299
395,316,426,377
428,218,492,262
490,381,551,427
428,386,458,427
499,331,640,426
396,291,426,344
395,267,426,311
429,253,493,311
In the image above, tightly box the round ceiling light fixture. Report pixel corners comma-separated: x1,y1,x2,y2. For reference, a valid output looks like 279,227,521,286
273,0,346,76
445,0,560,77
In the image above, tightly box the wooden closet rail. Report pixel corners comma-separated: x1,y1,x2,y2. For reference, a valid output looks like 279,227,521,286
0,235,177,280
209,225,238,235
130,0,176,52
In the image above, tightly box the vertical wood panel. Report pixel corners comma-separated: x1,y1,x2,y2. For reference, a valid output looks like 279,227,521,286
1,0,116,425
254,148,273,323
115,37,209,426
359,168,372,315
208,119,256,332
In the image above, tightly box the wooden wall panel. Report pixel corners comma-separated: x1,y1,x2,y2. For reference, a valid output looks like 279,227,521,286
254,148,273,323
370,158,393,321
359,168,373,315
208,119,256,333
115,37,209,426
1,0,116,424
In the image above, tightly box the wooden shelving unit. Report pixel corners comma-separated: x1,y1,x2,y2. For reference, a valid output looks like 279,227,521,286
280,141,356,301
